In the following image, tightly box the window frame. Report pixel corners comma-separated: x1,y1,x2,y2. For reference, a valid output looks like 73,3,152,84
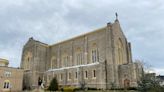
93,70,96,79
84,71,88,79
75,72,78,79
68,72,71,80
3,81,10,89
91,48,99,63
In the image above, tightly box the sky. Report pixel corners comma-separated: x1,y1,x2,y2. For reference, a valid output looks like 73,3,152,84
0,0,164,75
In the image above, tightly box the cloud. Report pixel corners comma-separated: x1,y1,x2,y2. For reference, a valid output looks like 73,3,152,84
154,68,164,75
0,0,164,75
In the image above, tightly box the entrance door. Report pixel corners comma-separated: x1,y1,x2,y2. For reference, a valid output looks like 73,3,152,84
124,79,130,88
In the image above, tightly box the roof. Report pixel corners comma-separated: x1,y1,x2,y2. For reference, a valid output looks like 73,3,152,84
157,75,164,80
0,66,23,70
50,26,107,46
0,58,9,64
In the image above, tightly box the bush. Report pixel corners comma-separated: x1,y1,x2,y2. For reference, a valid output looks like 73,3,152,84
127,87,137,90
48,77,58,91
137,74,164,92
63,86,76,92
73,87,82,91
87,87,97,90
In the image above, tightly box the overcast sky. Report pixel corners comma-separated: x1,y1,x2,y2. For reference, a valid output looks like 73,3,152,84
0,0,164,75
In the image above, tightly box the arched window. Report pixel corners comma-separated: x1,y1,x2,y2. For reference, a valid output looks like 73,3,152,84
84,71,88,79
117,38,124,65
75,72,78,79
93,70,96,78
51,56,57,69
3,80,10,89
68,72,72,80
27,57,30,69
60,74,63,81
3,82,6,88
24,52,32,70
91,43,99,63
75,47,83,65
62,54,69,67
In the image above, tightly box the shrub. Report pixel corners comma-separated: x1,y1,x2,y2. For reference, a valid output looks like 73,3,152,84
48,77,58,91
73,87,81,91
127,87,137,90
137,74,164,92
88,87,97,90
63,86,76,92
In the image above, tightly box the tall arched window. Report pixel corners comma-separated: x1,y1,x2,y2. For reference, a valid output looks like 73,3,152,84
62,53,69,67
24,52,32,70
27,57,30,69
117,38,124,65
75,47,83,65
51,56,57,69
3,80,10,89
91,43,99,63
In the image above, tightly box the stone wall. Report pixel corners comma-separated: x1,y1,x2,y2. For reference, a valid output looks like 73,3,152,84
21,19,142,90
21,37,48,89
46,63,106,89
119,63,143,88
0,67,23,92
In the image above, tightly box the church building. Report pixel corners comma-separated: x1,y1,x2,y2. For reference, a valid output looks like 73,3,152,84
21,16,143,89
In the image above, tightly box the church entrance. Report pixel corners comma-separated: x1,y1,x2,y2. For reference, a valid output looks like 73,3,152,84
124,79,130,88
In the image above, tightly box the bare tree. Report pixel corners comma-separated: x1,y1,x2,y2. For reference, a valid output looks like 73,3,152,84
135,59,164,92
134,59,154,74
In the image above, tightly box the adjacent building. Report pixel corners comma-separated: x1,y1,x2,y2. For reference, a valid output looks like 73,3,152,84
0,58,24,92
21,18,143,89
156,75,164,86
